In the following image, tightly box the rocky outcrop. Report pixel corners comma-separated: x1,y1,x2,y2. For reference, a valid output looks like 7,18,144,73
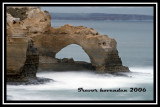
7,37,39,82
33,25,129,72
7,7,39,82
7,6,51,36
39,57,95,71
7,6,129,74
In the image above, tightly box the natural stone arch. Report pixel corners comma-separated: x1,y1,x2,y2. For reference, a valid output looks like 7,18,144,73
7,7,129,73
31,24,129,72
55,44,91,63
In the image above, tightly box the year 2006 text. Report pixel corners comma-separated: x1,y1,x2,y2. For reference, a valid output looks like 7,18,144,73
130,88,146,92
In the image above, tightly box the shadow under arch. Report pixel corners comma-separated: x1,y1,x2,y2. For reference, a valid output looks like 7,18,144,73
55,44,91,63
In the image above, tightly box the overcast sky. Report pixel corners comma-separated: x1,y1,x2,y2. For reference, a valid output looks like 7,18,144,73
41,6,153,16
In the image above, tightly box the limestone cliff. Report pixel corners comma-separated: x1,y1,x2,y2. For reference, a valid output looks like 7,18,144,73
7,6,129,73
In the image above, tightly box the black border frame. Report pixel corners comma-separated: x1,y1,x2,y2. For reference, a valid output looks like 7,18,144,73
2,2,158,105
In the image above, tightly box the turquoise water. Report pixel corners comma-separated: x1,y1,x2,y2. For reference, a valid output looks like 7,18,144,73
7,20,154,101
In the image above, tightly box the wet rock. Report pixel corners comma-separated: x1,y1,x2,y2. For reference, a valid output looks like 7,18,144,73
61,58,74,63
38,61,95,71
7,77,53,85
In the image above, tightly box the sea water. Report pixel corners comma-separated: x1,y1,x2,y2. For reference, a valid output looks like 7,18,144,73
7,20,154,101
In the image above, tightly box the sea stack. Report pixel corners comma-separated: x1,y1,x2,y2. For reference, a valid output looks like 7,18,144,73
6,6,129,81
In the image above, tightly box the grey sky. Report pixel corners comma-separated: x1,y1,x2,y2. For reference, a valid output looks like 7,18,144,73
41,6,153,16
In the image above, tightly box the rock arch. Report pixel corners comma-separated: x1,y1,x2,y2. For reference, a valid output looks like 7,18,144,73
7,7,129,73
31,24,129,72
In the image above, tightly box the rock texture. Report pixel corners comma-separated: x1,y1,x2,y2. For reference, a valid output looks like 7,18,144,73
7,6,129,74
7,7,39,82
7,37,39,82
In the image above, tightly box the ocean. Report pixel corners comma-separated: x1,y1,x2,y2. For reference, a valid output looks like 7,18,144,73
7,20,154,101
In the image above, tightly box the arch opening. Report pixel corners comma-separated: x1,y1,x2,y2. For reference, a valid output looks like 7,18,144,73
55,44,91,63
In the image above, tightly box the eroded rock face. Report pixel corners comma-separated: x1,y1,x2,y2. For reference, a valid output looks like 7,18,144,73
7,6,129,73
7,6,51,36
7,37,39,82
6,7,40,82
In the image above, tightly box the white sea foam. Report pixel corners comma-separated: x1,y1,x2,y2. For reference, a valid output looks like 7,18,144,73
7,67,153,100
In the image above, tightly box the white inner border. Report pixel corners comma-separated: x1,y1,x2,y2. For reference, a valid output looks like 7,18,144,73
2,2,158,105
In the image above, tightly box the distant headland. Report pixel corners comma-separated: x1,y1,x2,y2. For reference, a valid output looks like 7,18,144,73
51,13,153,21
